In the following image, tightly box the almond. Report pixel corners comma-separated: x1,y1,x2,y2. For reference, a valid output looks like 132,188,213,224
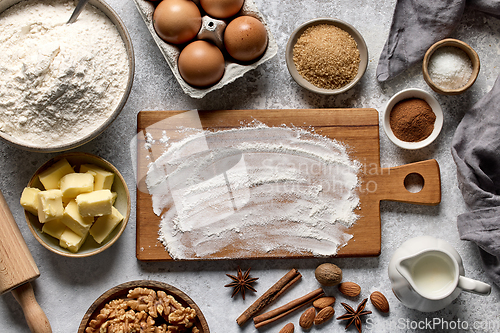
299,307,316,329
279,323,294,333
313,296,336,309
370,291,389,313
338,282,361,297
314,306,335,325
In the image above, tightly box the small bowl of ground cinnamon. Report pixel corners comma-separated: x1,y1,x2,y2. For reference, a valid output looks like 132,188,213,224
285,18,368,95
383,88,443,150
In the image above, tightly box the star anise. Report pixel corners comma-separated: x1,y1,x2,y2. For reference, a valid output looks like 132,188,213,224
336,298,372,333
224,267,258,300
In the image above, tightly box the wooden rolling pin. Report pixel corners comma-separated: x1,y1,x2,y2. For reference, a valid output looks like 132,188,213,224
0,189,52,333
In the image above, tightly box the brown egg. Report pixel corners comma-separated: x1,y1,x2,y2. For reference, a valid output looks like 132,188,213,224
153,0,202,45
199,0,244,19
224,15,268,62
178,40,225,87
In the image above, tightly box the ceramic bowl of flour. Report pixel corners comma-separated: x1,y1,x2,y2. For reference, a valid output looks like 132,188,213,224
0,0,134,152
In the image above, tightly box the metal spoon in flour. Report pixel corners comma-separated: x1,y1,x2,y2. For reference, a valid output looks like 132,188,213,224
67,0,90,24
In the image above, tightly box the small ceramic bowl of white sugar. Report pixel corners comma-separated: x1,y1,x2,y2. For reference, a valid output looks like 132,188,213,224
422,38,480,95
0,0,134,152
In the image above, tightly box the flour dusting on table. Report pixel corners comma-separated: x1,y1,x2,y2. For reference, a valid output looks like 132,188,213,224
145,122,361,259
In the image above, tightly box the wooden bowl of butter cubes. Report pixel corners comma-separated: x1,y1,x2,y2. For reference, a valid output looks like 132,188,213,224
21,152,131,257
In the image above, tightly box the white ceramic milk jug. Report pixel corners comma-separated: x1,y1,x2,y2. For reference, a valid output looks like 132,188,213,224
388,236,491,312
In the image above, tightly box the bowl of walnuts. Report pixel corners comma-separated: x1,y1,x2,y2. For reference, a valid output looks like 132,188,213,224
78,280,210,333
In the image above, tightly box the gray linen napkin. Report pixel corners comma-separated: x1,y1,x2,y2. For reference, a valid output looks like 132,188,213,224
376,0,500,82
467,0,500,17
452,75,500,287
376,0,465,82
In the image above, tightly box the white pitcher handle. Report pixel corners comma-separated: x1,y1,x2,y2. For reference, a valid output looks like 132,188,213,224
458,276,491,295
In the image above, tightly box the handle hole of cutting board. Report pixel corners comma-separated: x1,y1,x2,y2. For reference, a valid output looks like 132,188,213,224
404,173,424,193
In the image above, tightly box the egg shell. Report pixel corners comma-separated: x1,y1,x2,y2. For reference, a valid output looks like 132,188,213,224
178,40,225,87
153,0,202,45
200,0,244,19
224,15,268,62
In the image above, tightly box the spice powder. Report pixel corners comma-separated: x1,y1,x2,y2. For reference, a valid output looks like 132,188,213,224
389,98,436,142
293,24,360,90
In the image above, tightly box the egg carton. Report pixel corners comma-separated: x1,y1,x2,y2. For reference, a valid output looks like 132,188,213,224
132,0,278,99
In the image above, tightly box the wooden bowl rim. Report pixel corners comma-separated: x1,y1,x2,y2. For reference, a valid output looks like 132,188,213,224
77,280,210,333
422,38,480,95
24,152,131,258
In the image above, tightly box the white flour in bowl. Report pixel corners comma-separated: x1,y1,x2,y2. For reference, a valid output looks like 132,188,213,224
145,122,361,259
0,0,129,148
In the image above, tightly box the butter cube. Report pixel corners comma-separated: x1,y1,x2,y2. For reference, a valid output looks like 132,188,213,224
76,189,113,217
37,189,64,223
38,159,74,190
59,228,87,253
90,206,124,244
61,200,94,237
60,173,94,199
41,219,66,239
80,164,115,191
20,187,41,215
62,195,72,207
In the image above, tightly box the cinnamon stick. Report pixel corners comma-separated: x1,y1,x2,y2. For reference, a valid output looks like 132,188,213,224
253,288,324,328
236,268,302,326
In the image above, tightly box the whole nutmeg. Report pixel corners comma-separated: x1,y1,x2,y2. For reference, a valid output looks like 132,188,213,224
315,263,342,286
370,291,390,313
279,323,294,333
299,307,316,329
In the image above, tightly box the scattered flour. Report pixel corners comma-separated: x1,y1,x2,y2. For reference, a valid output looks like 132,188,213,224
146,122,361,259
0,0,129,148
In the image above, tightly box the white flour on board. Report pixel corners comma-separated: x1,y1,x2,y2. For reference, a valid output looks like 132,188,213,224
145,122,361,259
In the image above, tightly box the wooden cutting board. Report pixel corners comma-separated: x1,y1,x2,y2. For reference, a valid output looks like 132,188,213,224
136,109,441,261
